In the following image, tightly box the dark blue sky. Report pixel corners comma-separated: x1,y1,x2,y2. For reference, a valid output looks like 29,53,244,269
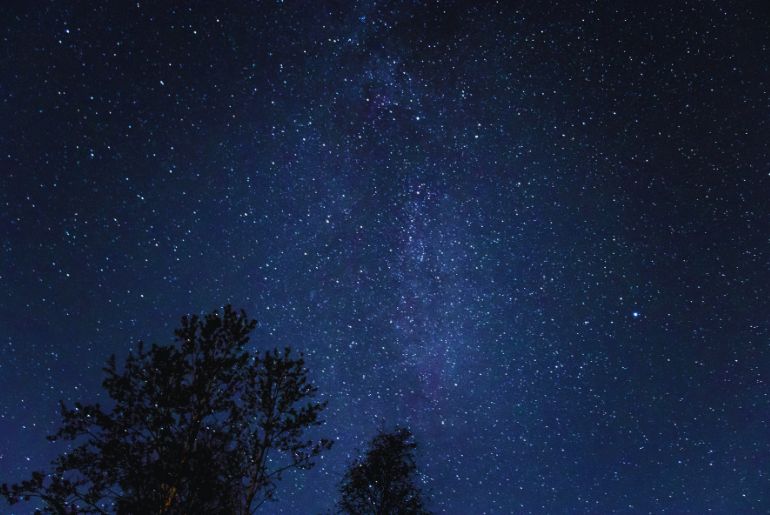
1,1,768,513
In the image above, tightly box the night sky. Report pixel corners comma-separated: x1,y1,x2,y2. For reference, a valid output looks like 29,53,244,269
1,2,769,513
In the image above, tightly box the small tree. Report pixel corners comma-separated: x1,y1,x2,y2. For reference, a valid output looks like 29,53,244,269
1,306,332,514
337,427,431,515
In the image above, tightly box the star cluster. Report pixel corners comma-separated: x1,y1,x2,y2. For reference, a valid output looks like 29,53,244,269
1,2,768,513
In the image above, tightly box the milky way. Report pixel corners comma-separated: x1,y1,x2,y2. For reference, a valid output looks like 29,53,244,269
1,2,768,513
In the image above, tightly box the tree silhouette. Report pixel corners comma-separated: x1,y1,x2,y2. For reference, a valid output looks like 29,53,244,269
337,427,431,515
1,306,332,514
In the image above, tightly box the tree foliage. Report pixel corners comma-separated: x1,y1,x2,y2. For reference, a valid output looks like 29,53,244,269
1,306,332,514
337,427,431,515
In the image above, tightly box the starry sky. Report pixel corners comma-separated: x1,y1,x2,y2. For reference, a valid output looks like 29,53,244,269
1,1,769,513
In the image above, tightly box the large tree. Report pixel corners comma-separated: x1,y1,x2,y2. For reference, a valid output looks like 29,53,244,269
1,306,332,514
337,427,431,515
